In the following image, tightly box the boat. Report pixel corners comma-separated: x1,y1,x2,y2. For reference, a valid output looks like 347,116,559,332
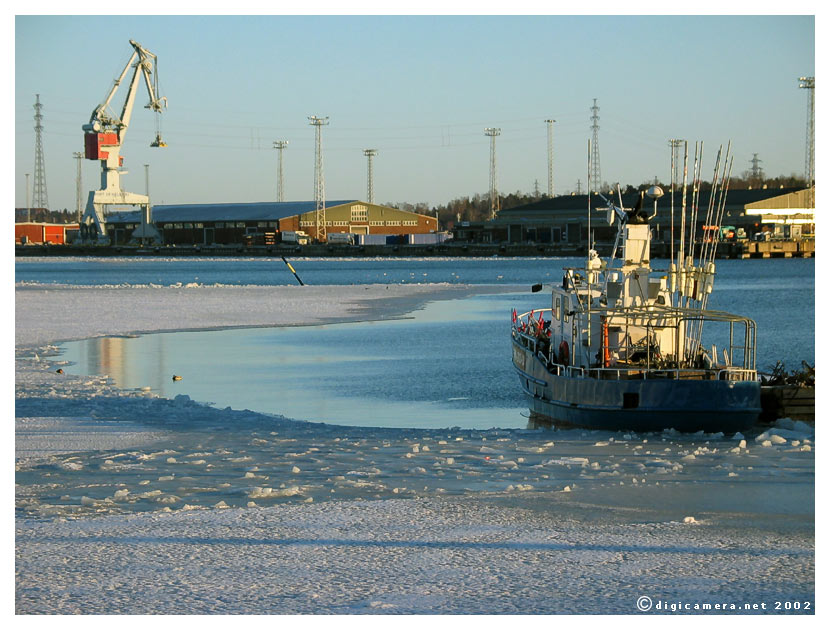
511,148,761,433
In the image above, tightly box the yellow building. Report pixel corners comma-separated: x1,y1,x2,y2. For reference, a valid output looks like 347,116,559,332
279,201,437,241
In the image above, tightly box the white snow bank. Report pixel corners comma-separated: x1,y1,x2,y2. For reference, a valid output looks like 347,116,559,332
14,497,814,614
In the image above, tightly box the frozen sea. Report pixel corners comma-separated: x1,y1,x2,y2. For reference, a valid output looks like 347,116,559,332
14,257,816,615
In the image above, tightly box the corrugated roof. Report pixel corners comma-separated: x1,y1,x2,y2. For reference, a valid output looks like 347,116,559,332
108,200,358,223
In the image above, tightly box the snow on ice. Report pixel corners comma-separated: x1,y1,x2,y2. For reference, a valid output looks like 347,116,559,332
14,282,815,614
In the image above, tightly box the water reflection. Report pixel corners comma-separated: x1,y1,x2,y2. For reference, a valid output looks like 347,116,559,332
61,294,535,430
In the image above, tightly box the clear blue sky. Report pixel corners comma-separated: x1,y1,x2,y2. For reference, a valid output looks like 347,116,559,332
15,14,815,211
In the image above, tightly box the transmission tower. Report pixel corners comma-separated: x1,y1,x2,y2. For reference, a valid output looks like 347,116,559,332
308,116,329,241
544,119,555,197
32,94,49,211
363,149,378,204
589,99,601,194
749,153,764,180
273,140,288,202
74,152,84,222
799,76,815,192
485,128,501,220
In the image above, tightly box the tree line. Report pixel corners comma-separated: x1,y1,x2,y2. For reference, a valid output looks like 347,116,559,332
390,173,810,228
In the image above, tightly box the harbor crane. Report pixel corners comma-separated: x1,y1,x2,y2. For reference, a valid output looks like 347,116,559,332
80,39,167,244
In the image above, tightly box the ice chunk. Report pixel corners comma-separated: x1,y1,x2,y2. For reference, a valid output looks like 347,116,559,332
544,457,589,467
683,516,697,524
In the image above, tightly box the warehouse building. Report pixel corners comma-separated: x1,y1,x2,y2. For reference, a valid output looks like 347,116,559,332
104,200,438,246
453,187,808,245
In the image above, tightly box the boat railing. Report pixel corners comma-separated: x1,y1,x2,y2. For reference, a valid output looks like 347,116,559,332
582,366,757,382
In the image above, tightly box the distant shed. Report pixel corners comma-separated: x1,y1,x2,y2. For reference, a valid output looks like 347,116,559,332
15,222,78,245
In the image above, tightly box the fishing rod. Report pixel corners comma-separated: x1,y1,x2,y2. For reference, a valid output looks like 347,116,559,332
709,154,734,266
699,144,724,269
677,141,689,306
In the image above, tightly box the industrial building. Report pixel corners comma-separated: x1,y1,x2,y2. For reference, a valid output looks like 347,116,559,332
15,222,79,245
452,187,812,245
103,200,438,246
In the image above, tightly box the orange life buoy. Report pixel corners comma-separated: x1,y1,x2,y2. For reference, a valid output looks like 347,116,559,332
558,340,570,366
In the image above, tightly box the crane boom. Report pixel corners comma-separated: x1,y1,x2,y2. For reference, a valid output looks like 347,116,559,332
80,39,167,245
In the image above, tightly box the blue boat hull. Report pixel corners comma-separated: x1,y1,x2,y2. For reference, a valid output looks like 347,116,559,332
513,340,761,434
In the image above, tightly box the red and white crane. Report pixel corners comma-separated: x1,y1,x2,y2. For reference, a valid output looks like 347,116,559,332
80,39,167,243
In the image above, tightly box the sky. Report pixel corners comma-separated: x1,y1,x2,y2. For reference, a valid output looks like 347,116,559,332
14,12,816,212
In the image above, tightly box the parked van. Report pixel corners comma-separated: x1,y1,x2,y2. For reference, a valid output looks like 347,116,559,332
281,230,309,245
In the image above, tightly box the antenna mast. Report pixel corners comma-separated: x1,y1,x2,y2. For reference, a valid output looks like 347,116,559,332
309,116,329,242
485,127,501,220
273,140,288,203
364,149,378,204
798,76,815,204
33,95,49,211
74,151,84,222
544,119,555,197
589,98,601,194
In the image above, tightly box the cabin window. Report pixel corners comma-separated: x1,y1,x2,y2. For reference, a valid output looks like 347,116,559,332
555,297,561,321
563,297,570,322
